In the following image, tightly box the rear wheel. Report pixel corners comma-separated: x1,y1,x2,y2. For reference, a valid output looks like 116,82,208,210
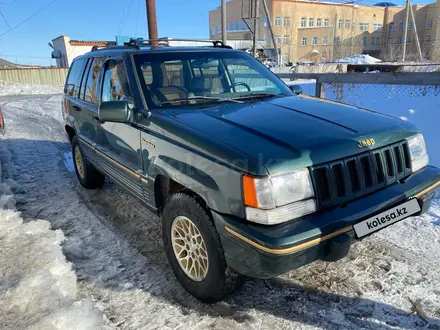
72,135,105,189
162,193,244,302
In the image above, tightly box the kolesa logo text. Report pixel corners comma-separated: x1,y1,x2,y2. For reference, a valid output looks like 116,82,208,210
366,207,408,230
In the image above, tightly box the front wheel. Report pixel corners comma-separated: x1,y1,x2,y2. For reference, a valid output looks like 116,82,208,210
162,193,244,302
72,135,105,189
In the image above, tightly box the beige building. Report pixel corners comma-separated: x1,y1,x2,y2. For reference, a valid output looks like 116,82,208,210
209,0,440,63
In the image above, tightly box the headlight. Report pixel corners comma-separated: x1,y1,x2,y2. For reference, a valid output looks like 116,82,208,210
242,168,316,225
407,133,429,172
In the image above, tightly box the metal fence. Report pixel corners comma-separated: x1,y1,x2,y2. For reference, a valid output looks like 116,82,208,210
0,68,68,86
277,72,440,109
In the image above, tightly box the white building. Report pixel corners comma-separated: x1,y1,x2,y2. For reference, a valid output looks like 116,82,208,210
50,35,115,68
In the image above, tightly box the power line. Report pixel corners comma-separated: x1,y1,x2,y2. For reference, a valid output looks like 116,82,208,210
0,0,17,5
119,0,134,34
0,0,59,38
0,11,11,29
134,0,141,36
118,0,128,34
185,0,208,20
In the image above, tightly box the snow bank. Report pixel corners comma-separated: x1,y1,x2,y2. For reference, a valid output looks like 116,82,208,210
335,54,382,64
0,147,107,330
0,81,62,96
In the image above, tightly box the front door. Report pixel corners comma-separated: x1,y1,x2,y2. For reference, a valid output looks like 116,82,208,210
94,58,144,200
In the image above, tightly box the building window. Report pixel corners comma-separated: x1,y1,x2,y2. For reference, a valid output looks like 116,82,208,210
301,37,307,46
398,37,402,44
275,34,281,44
363,37,367,45
338,19,343,28
322,35,328,45
400,22,404,31
334,36,341,45
345,20,351,29
389,23,395,32
275,16,282,26
283,34,290,44
427,20,432,29
309,17,314,27
312,37,318,45
376,38,380,45
324,18,329,27
359,23,369,31
234,21,239,31
321,51,327,61
372,38,375,45
373,23,382,32
388,37,393,44
284,16,290,27
317,18,322,27
408,21,413,30
426,35,431,42
301,17,306,28
227,23,232,31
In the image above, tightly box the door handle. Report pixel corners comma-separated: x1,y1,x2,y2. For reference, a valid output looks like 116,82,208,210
72,105,81,112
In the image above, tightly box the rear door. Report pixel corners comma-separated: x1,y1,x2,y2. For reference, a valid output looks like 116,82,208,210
74,57,104,146
94,57,144,200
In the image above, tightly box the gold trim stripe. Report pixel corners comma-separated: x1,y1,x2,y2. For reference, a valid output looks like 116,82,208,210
413,180,440,198
224,225,352,255
78,137,148,184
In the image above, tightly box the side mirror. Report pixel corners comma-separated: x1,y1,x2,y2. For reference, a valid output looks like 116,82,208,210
289,85,302,95
98,100,130,123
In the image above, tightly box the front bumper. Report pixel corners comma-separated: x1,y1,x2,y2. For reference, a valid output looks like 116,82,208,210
212,165,440,279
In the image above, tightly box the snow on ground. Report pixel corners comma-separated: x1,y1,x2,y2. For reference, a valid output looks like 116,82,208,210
335,54,382,65
0,85,439,329
0,81,62,96
0,141,107,329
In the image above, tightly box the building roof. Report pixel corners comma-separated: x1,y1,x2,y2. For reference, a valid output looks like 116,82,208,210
69,40,117,47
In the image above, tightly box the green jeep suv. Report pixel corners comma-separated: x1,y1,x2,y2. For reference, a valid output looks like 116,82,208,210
63,40,440,302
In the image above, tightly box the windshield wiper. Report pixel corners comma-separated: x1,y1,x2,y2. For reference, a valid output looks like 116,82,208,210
230,93,279,101
159,96,243,106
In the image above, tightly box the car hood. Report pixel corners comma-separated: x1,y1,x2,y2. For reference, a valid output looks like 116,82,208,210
167,95,418,175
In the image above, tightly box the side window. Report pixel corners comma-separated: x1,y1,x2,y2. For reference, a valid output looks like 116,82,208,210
65,58,85,98
190,59,222,93
101,59,132,102
164,60,184,87
83,58,104,104
141,62,153,85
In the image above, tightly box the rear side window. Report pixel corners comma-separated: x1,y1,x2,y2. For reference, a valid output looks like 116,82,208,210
65,59,85,97
82,57,104,104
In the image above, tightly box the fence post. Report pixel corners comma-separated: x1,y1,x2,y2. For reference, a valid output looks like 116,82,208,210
315,81,323,98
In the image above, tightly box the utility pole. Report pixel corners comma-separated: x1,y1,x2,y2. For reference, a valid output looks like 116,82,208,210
409,2,423,61
146,0,158,46
221,0,227,44
402,0,410,61
262,0,279,64
252,0,260,57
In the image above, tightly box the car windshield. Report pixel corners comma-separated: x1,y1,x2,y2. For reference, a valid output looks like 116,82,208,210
133,50,292,109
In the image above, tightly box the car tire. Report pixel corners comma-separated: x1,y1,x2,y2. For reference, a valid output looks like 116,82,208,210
72,135,105,189
162,192,244,302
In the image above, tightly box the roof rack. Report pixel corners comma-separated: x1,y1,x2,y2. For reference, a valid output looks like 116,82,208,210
124,38,232,49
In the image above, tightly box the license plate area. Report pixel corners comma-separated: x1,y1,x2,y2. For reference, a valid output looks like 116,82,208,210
353,198,421,238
